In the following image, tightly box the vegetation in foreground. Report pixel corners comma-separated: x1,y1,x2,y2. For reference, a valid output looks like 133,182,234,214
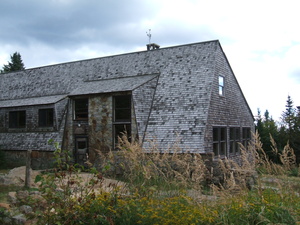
1,134,300,224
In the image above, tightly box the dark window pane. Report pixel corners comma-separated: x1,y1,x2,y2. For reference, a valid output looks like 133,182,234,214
213,143,219,156
229,127,240,155
114,124,131,144
74,99,88,120
115,95,131,108
9,111,26,128
236,128,240,139
77,139,88,154
220,128,226,141
220,142,226,155
114,95,131,122
213,128,219,141
230,128,235,140
213,127,227,156
113,95,132,148
230,142,234,153
75,137,88,164
77,141,87,149
242,127,251,149
115,109,131,122
39,108,54,127
235,142,240,153
243,128,251,139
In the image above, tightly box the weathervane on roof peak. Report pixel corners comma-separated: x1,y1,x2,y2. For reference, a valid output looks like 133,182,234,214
146,29,151,44
146,29,160,50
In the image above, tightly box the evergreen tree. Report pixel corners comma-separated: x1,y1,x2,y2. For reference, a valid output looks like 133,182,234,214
279,95,300,163
255,109,279,162
1,52,25,73
281,95,296,131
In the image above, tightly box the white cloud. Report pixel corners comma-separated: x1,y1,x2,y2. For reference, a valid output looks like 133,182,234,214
1,0,300,121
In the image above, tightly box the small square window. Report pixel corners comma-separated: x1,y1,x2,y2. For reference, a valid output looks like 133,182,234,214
39,108,54,127
9,111,26,128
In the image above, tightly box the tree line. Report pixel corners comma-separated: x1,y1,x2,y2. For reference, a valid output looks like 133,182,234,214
256,95,300,163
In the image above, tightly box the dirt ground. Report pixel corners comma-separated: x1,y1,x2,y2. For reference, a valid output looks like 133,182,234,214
0,166,127,193
0,167,40,187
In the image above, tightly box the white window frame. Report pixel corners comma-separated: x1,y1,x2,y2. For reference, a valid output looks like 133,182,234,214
219,75,225,96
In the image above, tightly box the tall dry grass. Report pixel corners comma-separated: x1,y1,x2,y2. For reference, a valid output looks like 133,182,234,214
30,133,300,224
254,131,298,176
92,135,208,193
90,130,299,196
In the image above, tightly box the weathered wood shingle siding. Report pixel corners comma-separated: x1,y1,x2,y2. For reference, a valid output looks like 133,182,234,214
205,43,254,153
132,76,159,143
0,98,67,151
0,40,253,158
142,42,217,152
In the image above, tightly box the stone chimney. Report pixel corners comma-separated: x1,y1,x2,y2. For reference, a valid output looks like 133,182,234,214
146,43,160,51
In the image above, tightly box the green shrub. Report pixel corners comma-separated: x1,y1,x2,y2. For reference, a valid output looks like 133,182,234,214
213,188,298,225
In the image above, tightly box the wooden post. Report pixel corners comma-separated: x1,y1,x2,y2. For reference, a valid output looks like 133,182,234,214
25,150,32,188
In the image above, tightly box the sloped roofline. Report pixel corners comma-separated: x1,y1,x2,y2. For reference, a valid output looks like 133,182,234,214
0,94,67,108
216,42,254,120
12,40,221,72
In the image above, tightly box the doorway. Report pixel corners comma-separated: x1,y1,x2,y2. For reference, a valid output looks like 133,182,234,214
75,136,88,165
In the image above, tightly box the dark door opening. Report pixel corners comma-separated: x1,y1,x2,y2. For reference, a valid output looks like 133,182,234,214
75,137,88,165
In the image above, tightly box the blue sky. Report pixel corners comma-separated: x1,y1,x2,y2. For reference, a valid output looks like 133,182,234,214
1,0,300,121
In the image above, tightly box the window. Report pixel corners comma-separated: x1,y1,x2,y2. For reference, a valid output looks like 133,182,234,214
242,127,251,148
9,111,26,128
113,95,131,147
213,127,227,156
39,108,54,127
219,76,224,96
230,127,240,155
74,98,88,120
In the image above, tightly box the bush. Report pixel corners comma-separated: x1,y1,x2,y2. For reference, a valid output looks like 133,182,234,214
213,188,298,225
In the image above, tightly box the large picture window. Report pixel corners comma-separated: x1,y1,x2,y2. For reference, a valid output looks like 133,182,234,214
9,111,26,128
230,127,240,155
74,98,88,120
213,127,227,156
39,108,54,127
113,95,131,147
